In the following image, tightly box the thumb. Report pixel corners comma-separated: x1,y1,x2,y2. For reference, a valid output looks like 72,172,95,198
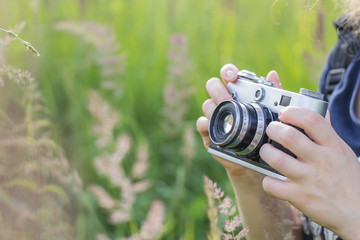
266,70,282,89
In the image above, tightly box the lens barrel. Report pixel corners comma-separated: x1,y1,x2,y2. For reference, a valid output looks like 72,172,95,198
209,100,275,159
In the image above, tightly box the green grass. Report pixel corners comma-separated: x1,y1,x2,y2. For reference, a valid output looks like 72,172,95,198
0,0,340,239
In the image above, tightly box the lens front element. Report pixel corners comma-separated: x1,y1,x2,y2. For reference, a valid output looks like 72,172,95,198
222,114,233,134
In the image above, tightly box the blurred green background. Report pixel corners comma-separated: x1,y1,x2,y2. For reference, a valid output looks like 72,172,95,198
0,0,340,239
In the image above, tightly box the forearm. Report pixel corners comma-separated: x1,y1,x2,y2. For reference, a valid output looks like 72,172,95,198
227,171,302,240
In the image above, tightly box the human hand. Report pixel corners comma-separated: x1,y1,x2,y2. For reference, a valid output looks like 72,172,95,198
260,107,360,239
197,64,282,177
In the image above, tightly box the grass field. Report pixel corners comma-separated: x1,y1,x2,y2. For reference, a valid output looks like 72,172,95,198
0,0,340,239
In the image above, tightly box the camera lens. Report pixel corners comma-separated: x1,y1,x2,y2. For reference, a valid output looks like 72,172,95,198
209,100,275,159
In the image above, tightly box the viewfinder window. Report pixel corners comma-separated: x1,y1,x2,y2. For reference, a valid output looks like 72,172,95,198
280,95,291,107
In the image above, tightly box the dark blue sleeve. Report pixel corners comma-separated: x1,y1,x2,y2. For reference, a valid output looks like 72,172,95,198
325,49,360,156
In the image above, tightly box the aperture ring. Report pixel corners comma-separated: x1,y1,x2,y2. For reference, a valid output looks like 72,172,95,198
236,103,265,155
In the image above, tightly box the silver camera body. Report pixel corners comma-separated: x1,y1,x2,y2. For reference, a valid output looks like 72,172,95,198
208,70,328,180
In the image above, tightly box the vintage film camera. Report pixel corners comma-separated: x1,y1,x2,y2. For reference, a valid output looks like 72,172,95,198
208,70,328,180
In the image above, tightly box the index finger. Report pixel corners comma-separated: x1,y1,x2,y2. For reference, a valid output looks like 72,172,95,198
220,64,239,84
278,107,337,146
206,78,233,104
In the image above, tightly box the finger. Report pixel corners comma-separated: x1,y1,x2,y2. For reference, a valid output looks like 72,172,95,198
202,99,217,119
220,64,240,84
196,116,209,137
278,107,337,146
266,70,283,89
206,77,233,104
262,176,295,201
266,121,317,161
325,110,331,124
260,143,306,179
196,117,211,148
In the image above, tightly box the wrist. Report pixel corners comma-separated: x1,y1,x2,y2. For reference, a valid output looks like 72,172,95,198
339,229,360,240
226,169,265,190
337,215,360,240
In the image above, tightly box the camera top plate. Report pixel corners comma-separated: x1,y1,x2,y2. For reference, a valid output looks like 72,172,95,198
229,70,328,117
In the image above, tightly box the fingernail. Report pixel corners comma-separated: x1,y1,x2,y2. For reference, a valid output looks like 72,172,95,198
266,70,276,78
226,70,236,79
